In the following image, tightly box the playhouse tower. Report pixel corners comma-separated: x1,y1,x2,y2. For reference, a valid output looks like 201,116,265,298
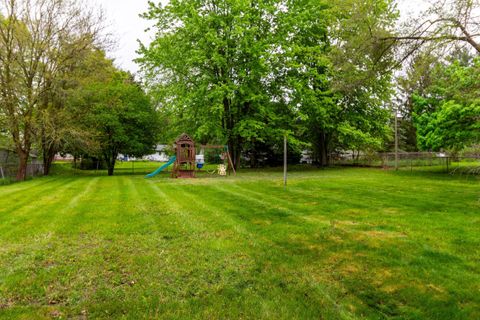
173,133,196,178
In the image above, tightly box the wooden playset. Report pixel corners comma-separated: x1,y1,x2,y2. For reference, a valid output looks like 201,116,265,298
169,133,236,178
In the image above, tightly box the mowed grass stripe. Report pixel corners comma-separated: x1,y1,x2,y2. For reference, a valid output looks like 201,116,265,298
292,170,479,213
0,176,67,197
0,178,104,311
0,178,90,288
297,175,480,242
0,167,479,319
0,178,88,239
0,177,79,216
54,177,102,234
196,183,355,318
227,182,335,221
28,177,102,236
146,181,212,234
119,176,158,234
172,184,347,317
142,181,352,319
122,179,333,318
114,176,181,235
283,172,479,253
204,171,478,318
159,183,264,246
123,181,281,318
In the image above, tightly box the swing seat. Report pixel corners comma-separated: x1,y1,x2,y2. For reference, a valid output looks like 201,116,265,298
197,163,204,169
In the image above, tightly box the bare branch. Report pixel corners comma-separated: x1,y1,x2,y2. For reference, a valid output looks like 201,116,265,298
383,0,480,62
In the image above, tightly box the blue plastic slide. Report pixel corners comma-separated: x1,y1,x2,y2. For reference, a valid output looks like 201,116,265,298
145,156,176,178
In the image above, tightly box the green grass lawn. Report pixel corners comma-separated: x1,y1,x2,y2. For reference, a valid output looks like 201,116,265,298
0,166,479,319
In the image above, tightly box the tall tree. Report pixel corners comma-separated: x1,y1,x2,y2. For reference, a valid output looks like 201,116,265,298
415,99,480,152
138,0,282,168
0,0,105,180
277,0,396,164
386,1,480,152
395,52,438,151
139,0,398,167
38,49,116,175
72,72,160,176
330,0,397,153
412,55,480,152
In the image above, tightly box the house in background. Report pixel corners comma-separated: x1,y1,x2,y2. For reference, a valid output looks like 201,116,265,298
54,154,75,161
118,145,170,162
144,144,170,162
300,150,313,164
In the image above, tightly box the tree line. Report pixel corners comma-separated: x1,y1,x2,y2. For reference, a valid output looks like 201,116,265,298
392,0,480,155
1,0,478,180
137,0,398,168
0,0,158,179
138,0,479,166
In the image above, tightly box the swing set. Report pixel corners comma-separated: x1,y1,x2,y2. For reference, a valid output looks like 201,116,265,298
196,144,236,176
169,133,236,179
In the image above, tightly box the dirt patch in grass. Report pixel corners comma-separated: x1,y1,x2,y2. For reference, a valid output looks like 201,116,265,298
356,230,408,239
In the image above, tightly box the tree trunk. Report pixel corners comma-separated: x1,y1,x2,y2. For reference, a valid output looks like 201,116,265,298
250,148,257,168
227,140,242,171
42,144,56,176
324,133,330,166
223,95,242,171
43,152,55,176
105,152,117,176
313,131,330,167
16,150,29,181
234,149,241,171
228,141,235,169
318,132,328,167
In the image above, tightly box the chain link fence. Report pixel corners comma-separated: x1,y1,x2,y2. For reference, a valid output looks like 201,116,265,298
331,152,480,175
60,159,169,176
0,163,44,181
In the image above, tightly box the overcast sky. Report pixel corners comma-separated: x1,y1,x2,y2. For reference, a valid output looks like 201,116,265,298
91,0,426,75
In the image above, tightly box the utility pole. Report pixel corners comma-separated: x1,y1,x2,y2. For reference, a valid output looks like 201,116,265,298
395,109,399,170
284,133,287,188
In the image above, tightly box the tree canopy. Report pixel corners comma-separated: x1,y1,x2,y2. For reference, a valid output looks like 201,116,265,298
0,0,106,179
138,0,398,167
412,56,480,152
72,72,160,176
3,0,478,179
